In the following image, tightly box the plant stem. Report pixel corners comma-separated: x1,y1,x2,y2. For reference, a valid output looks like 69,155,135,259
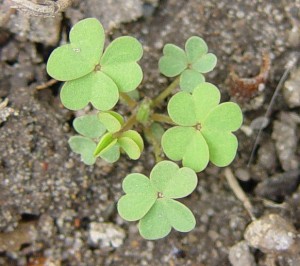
114,113,138,138
151,113,175,125
120,92,138,109
151,77,180,107
143,127,163,163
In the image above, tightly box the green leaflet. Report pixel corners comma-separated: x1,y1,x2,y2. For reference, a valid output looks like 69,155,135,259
68,136,96,165
98,111,124,133
73,114,106,139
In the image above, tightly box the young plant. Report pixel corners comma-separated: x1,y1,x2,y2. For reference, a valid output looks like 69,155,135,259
46,18,243,240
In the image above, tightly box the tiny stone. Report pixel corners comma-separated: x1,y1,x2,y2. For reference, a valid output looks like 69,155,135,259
88,222,125,249
229,241,256,266
244,214,297,254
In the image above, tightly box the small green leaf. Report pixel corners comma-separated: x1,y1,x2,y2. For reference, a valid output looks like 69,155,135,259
98,111,124,133
150,161,179,192
47,18,105,81
181,131,209,172
163,198,196,232
101,37,143,93
102,62,143,93
162,127,209,172
93,132,117,157
192,53,217,73
100,36,143,65
150,161,197,198
161,126,195,161
117,174,157,221
193,82,220,122
100,143,120,163
118,137,141,160
185,36,208,63
139,198,195,240
120,130,144,152
180,69,205,93
202,102,243,131
139,200,171,240
159,44,187,77
201,129,238,167
68,136,96,165
73,114,106,138
168,92,198,126
60,71,119,111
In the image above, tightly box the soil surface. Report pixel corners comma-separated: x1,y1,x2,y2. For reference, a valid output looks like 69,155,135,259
0,0,300,265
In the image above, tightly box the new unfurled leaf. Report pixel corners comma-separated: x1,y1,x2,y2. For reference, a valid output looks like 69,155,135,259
68,136,96,165
73,114,106,139
98,111,124,133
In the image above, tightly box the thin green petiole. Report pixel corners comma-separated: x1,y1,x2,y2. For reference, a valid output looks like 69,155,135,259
120,92,138,109
151,77,180,107
151,113,175,125
143,126,164,163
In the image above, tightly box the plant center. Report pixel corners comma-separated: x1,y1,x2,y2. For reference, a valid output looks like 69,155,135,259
157,192,164,198
94,64,101,72
195,123,202,131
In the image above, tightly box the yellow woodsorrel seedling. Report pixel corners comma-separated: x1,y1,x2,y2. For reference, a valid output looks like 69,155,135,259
46,18,243,240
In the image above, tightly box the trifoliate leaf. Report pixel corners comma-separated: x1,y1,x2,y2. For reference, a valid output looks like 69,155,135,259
159,44,187,77
68,136,96,165
163,82,242,171
180,69,205,93
73,114,106,138
185,36,208,63
101,37,143,92
98,111,124,133
117,174,157,221
93,132,117,157
201,129,238,167
192,53,217,73
159,37,217,92
118,161,197,239
60,71,119,111
202,102,243,131
150,161,197,198
47,18,105,81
